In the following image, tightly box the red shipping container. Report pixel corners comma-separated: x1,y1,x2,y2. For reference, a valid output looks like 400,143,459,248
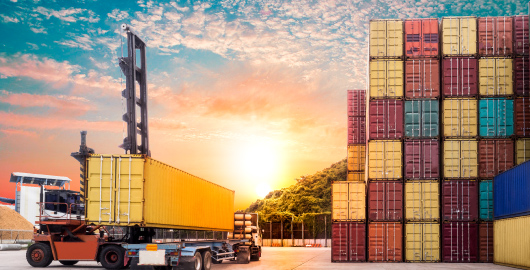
348,116,366,144
332,222,366,262
405,59,440,99
404,139,440,179
514,57,529,96
478,139,514,178
442,58,478,97
368,222,403,262
369,99,404,139
368,181,403,221
442,180,478,221
479,222,493,263
514,15,529,55
404,18,439,58
477,17,513,56
442,222,478,262
348,90,366,117
515,98,530,136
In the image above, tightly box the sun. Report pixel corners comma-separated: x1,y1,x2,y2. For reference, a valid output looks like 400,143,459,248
255,182,272,198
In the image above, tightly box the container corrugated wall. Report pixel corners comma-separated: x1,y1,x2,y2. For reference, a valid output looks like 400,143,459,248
478,58,513,96
368,140,403,179
404,19,439,59
478,98,514,137
368,222,403,261
516,138,530,164
370,20,403,59
477,17,513,56
442,99,478,137
441,17,477,56
404,100,439,138
442,222,478,262
404,181,439,221
493,160,530,219
369,60,404,99
404,222,440,262
494,215,530,268
513,15,529,56
443,139,478,178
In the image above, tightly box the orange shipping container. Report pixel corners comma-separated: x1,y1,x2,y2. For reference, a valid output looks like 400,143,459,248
368,222,403,261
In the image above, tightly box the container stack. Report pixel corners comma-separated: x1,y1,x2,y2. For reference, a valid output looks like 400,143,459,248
331,89,367,262
513,15,530,166
367,19,404,262
402,18,441,263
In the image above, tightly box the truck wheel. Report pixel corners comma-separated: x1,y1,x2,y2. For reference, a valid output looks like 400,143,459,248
201,250,211,270
59,260,78,265
191,251,202,270
236,247,250,264
27,243,53,267
99,245,125,269
250,253,260,261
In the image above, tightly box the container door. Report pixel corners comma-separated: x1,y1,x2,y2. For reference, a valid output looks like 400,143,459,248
516,138,530,165
495,140,514,175
423,19,439,57
370,21,386,58
384,141,402,179
405,223,422,261
86,156,115,224
443,140,461,178
332,183,348,220
405,20,421,57
386,182,403,221
479,180,493,220
460,140,478,178
386,20,403,58
422,182,440,221
460,17,477,55
496,59,513,95
348,223,366,261
404,101,420,137
422,100,439,137
442,99,460,137
442,18,460,55
368,182,385,221
404,141,421,179
422,140,439,178
479,99,496,136
368,141,385,179
405,61,422,98
369,100,387,139
495,17,513,55
387,61,404,98
479,222,493,262
479,59,497,96
368,223,385,261
496,99,514,137
370,61,386,98
478,18,495,55
513,16,529,55
115,156,144,224
422,60,440,98
515,98,530,136
331,223,349,262
386,223,402,261
405,182,422,220
348,182,366,220
423,223,440,262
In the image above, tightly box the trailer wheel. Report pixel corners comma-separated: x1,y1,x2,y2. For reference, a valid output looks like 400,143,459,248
201,250,211,270
59,260,78,265
191,251,202,270
26,243,53,267
100,245,125,269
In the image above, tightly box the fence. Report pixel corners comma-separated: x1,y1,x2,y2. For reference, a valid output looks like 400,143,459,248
0,229,33,244
261,214,332,247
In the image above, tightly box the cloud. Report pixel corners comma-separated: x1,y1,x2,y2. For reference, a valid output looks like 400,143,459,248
0,14,19,23
108,9,129,21
55,34,95,50
89,57,110,70
0,91,94,116
33,7,99,23
0,111,120,132
0,129,38,138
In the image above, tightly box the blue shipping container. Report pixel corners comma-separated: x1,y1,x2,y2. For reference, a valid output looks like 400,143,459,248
494,160,530,220
479,98,513,137
479,180,493,221
404,100,439,138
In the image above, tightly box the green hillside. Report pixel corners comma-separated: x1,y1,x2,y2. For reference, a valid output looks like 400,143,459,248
245,159,346,222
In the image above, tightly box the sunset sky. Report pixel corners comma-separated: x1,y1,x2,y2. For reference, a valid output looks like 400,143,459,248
0,0,526,209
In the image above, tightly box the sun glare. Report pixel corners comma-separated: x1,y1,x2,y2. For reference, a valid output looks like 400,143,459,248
255,182,272,198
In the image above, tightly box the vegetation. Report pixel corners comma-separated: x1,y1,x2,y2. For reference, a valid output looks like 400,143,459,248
245,159,346,222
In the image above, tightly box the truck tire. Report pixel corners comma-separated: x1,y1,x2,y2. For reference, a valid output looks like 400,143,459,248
191,251,202,270
201,250,211,270
250,253,260,261
99,245,125,269
26,243,53,267
236,247,250,264
59,260,78,265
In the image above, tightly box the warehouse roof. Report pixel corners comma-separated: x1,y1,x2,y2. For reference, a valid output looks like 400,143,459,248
9,172,70,187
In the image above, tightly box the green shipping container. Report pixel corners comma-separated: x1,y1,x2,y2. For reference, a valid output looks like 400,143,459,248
404,100,439,138
479,180,493,221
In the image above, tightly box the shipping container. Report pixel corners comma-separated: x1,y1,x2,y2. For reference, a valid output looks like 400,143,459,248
477,17,513,56
404,100,439,138
405,59,440,99
369,99,404,139
332,182,348,221
442,58,478,97
441,17,477,56
443,139,478,178
479,222,493,262
514,57,529,96
347,172,365,182
347,90,366,117
442,222,478,262
404,140,439,179
332,182,366,221
442,99,478,137
369,60,404,99
513,15,529,55
478,58,513,96
368,140,403,179
514,97,530,136
368,222,403,262
348,117,366,144
347,145,365,172
478,139,514,178
493,160,530,220
368,181,403,221
494,215,530,268
479,180,493,221
404,19,439,58
404,180,439,221
479,98,514,137
441,180,478,221
370,20,403,59
85,155,234,231
516,138,530,165
404,222,440,262
332,222,367,262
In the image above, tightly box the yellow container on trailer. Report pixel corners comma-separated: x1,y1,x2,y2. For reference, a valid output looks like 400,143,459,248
442,98,478,137
85,154,235,231
516,138,530,165
405,222,440,262
494,215,530,269
405,180,440,221
368,140,402,179
369,60,404,99
479,58,513,96
369,20,403,58
348,145,366,171
442,17,477,56
443,139,478,178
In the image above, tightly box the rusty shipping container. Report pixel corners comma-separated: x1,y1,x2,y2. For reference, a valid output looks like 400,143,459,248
368,181,403,221
443,139,478,178
370,20,403,59
368,140,403,179
370,60,404,99
404,18,439,58
442,58,478,97
441,180,478,221
405,59,440,99
368,222,403,262
514,57,529,96
369,99,404,139
332,222,366,262
348,145,366,172
404,140,439,179
477,17,513,56
494,215,530,269
442,222,478,262
441,17,477,56
478,139,514,179
405,180,440,221
404,100,439,138
516,138,530,165
479,222,493,262
347,90,366,117
478,58,513,96
515,98,530,136
513,15,529,55
404,222,440,262
348,117,366,144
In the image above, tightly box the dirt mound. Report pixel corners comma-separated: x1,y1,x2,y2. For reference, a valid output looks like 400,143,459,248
0,206,34,241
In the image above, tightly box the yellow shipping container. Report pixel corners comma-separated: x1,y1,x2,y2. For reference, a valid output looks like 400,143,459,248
348,145,366,171
442,98,478,137
515,138,530,165
443,139,478,178
332,182,348,220
85,155,234,231
494,215,530,269
347,172,365,182
405,181,439,221
332,182,366,220
369,60,404,99
442,17,477,56
369,20,403,58
479,58,513,96
368,140,402,179
405,222,440,262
